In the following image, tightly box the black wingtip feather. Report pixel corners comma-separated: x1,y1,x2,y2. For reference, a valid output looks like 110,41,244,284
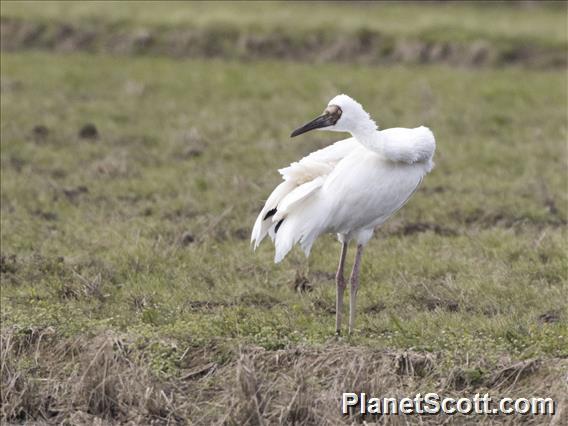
274,219,284,234
263,208,277,221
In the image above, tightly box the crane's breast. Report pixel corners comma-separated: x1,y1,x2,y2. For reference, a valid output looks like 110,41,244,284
322,152,428,233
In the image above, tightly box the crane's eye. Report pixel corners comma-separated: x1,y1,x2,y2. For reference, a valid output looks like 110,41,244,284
324,105,342,124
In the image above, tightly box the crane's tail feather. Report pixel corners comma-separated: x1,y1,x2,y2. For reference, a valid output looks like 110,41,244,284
273,190,325,263
273,176,324,221
252,176,326,262
251,181,295,249
273,215,321,263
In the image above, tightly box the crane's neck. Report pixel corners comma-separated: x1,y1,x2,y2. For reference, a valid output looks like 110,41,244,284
349,118,382,153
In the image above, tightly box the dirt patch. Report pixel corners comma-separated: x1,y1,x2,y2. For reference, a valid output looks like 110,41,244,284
78,123,99,140
312,297,335,314
60,185,89,203
537,310,562,324
181,295,278,313
363,301,386,314
178,231,195,246
0,77,23,93
32,209,58,221
91,154,129,178
50,168,67,179
183,300,233,311
182,147,203,159
232,227,249,241
0,254,17,274
422,296,460,312
31,124,49,144
1,17,566,68
292,272,312,293
8,156,25,172
387,221,458,237
408,292,460,312
451,208,567,229
310,270,336,282
406,281,461,313
239,292,281,308
420,185,447,194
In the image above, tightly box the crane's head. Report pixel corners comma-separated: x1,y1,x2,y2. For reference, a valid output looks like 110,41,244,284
290,94,373,137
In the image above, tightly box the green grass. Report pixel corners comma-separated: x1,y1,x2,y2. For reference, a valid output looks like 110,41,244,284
2,51,566,356
1,3,567,423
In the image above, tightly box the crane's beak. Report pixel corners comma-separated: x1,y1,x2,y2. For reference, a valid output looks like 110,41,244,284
290,113,335,138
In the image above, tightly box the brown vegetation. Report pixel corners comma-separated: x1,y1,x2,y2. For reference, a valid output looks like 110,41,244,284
1,17,566,68
2,326,566,425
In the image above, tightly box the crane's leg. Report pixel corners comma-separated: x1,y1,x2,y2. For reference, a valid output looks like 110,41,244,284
349,244,364,335
335,241,348,335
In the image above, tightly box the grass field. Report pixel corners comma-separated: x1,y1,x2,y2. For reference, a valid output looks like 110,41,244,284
1,1,567,425
2,0,567,44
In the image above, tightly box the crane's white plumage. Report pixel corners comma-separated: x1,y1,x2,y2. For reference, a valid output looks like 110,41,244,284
251,95,435,261
251,94,436,334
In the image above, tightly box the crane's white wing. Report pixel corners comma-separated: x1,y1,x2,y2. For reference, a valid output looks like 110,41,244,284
250,137,358,250
277,137,358,184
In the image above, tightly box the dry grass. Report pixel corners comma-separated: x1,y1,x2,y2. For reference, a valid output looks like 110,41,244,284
1,327,187,424
2,326,566,425
0,15,566,68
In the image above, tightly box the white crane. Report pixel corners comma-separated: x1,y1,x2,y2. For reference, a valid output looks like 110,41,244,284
251,94,436,335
